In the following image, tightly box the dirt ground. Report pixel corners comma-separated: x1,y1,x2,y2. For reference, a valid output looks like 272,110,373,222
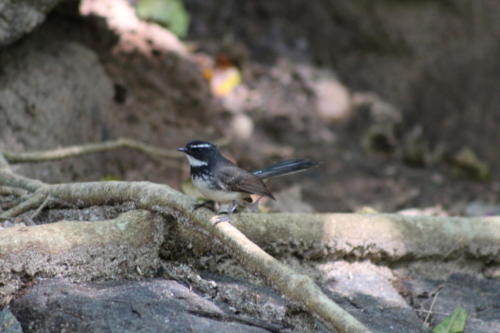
68,0,500,217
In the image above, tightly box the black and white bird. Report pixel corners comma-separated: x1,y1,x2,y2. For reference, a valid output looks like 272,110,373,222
177,140,318,216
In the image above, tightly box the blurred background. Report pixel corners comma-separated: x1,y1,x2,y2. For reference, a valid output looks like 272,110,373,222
1,0,499,215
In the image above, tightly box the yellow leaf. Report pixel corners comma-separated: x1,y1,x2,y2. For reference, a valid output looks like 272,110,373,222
211,67,241,96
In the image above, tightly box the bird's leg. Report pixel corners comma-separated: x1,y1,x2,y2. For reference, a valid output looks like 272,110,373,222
228,200,238,216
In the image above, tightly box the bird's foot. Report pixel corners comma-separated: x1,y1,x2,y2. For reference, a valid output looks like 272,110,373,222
212,213,233,225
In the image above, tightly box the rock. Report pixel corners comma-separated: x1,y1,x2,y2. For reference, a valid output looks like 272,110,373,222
81,0,188,55
0,308,22,333
0,27,114,182
464,201,500,217
200,273,287,325
405,273,500,333
78,0,224,186
0,0,64,46
317,261,428,333
10,278,273,333
228,113,254,141
314,70,352,124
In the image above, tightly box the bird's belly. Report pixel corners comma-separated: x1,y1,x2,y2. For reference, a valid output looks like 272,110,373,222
192,177,241,202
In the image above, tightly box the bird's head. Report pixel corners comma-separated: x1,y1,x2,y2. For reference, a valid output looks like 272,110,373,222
177,140,219,167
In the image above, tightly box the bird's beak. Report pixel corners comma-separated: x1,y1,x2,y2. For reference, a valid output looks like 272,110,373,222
177,147,187,153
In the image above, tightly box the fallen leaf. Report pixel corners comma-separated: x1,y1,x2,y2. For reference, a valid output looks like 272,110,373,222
433,306,467,333
211,66,242,96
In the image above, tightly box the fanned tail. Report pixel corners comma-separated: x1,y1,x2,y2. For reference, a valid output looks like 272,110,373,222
253,159,318,179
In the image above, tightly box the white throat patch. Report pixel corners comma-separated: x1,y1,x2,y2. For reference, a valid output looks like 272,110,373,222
186,155,208,167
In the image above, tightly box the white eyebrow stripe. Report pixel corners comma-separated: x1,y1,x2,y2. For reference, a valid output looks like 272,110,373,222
190,143,213,148
186,155,208,167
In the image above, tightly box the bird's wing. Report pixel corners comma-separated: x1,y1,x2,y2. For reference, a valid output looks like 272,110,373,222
216,164,275,199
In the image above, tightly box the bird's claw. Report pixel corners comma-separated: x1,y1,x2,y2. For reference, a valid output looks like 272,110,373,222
212,214,233,225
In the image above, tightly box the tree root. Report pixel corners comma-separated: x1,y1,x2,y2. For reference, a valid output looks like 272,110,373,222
0,179,372,332
0,186,28,197
0,210,164,302
230,213,500,263
0,148,372,333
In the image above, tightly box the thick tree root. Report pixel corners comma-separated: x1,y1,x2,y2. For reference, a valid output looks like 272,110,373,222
0,168,372,332
0,210,164,305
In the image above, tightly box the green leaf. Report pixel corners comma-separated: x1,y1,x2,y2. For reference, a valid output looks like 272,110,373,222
433,306,468,333
136,0,190,38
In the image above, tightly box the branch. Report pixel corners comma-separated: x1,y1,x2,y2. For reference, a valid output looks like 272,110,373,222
2,138,176,163
0,186,28,196
2,137,229,164
0,175,371,332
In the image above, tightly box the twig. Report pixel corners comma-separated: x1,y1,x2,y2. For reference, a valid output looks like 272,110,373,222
0,153,11,170
0,192,47,219
424,284,444,326
30,194,52,220
415,309,449,316
21,215,36,226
